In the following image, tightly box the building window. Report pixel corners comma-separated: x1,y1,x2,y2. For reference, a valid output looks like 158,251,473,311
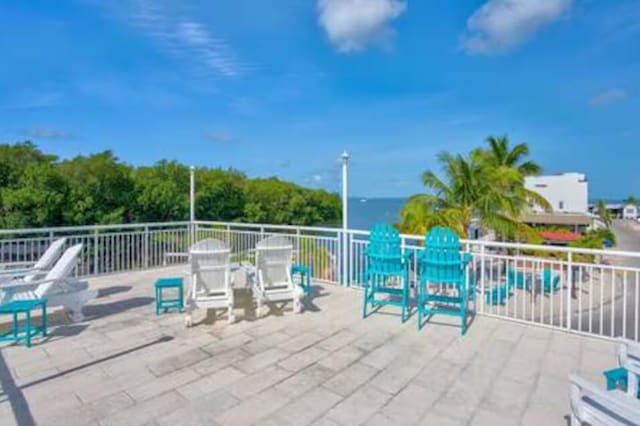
559,201,564,210
535,184,547,188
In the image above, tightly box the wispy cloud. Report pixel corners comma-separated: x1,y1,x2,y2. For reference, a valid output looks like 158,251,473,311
317,0,406,52
590,88,628,108
462,0,572,55
115,0,249,78
1,89,64,110
21,126,76,140
205,131,237,144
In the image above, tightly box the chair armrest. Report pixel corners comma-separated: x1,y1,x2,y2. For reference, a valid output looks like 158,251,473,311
0,278,57,290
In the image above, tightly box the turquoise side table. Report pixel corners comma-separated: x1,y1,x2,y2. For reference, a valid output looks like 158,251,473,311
0,299,47,348
155,277,184,315
604,366,640,398
291,264,312,294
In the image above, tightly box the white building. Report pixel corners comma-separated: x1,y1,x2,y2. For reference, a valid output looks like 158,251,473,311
525,173,589,214
623,204,638,220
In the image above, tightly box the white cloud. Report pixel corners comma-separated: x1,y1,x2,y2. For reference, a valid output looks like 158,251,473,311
462,0,572,55
205,131,236,144
590,88,628,108
317,0,406,52
117,0,248,77
21,126,75,140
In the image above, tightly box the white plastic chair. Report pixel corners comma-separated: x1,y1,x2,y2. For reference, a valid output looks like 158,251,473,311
185,239,234,327
0,244,96,321
253,236,303,317
569,374,640,425
617,338,640,399
0,238,67,283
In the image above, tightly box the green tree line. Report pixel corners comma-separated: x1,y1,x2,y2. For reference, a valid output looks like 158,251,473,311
0,142,341,228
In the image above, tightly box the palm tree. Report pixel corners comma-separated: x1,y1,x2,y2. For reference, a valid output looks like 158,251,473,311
596,199,612,228
480,135,551,213
624,195,639,206
483,135,541,176
399,151,528,237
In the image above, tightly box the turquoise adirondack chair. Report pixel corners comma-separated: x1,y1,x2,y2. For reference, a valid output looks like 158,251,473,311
417,227,472,335
486,267,531,305
363,223,411,322
541,267,561,292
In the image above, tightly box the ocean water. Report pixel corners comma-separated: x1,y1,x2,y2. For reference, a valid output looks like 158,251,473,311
348,197,407,230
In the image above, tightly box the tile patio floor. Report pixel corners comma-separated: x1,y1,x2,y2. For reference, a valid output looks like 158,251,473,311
0,267,617,425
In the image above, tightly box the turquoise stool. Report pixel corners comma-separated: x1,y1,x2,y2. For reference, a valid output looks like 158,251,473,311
291,264,312,294
603,367,640,398
155,278,184,315
0,299,47,348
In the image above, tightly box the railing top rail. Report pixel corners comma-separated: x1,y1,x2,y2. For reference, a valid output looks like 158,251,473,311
0,221,191,236
194,220,341,234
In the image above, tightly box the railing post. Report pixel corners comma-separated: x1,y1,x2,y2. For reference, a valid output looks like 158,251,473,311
144,226,149,269
93,229,99,275
566,252,573,331
480,244,485,314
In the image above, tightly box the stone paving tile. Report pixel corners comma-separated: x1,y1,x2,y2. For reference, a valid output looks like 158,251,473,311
418,409,466,426
480,377,533,418
268,386,343,426
470,409,520,426
227,365,293,399
318,345,365,371
380,383,440,425
147,347,210,377
325,385,392,425
99,390,186,426
275,363,336,398
191,347,249,375
214,388,290,425
369,355,424,395
176,366,246,400
322,361,380,397
233,347,290,374
316,329,361,352
243,330,291,354
278,346,329,372
156,389,240,426
126,368,200,402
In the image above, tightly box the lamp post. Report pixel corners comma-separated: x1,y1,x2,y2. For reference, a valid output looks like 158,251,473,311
341,151,349,285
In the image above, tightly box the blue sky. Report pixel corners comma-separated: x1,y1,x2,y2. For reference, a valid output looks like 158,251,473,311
0,0,638,198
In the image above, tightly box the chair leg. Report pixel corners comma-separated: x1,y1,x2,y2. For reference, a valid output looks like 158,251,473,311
26,310,32,348
12,312,17,340
42,302,47,337
362,285,368,319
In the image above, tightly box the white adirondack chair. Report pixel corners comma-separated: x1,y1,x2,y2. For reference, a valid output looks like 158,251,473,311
617,338,640,399
254,236,303,317
0,238,67,283
0,244,97,321
569,374,640,425
185,239,234,327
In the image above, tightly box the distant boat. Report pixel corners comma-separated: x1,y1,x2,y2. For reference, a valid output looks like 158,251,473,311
360,199,367,203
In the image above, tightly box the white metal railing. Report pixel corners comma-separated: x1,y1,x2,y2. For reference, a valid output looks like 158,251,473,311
1,220,639,341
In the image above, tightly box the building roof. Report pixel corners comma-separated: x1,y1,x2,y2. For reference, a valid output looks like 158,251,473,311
539,231,582,242
520,213,593,226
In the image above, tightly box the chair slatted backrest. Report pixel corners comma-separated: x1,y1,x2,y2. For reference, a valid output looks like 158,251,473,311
34,243,83,298
190,239,231,295
366,223,404,277
256,236,293,288
24,238,67,283
420,227,466,285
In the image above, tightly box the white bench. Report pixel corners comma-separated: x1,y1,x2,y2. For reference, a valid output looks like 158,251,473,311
569,374,640,425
